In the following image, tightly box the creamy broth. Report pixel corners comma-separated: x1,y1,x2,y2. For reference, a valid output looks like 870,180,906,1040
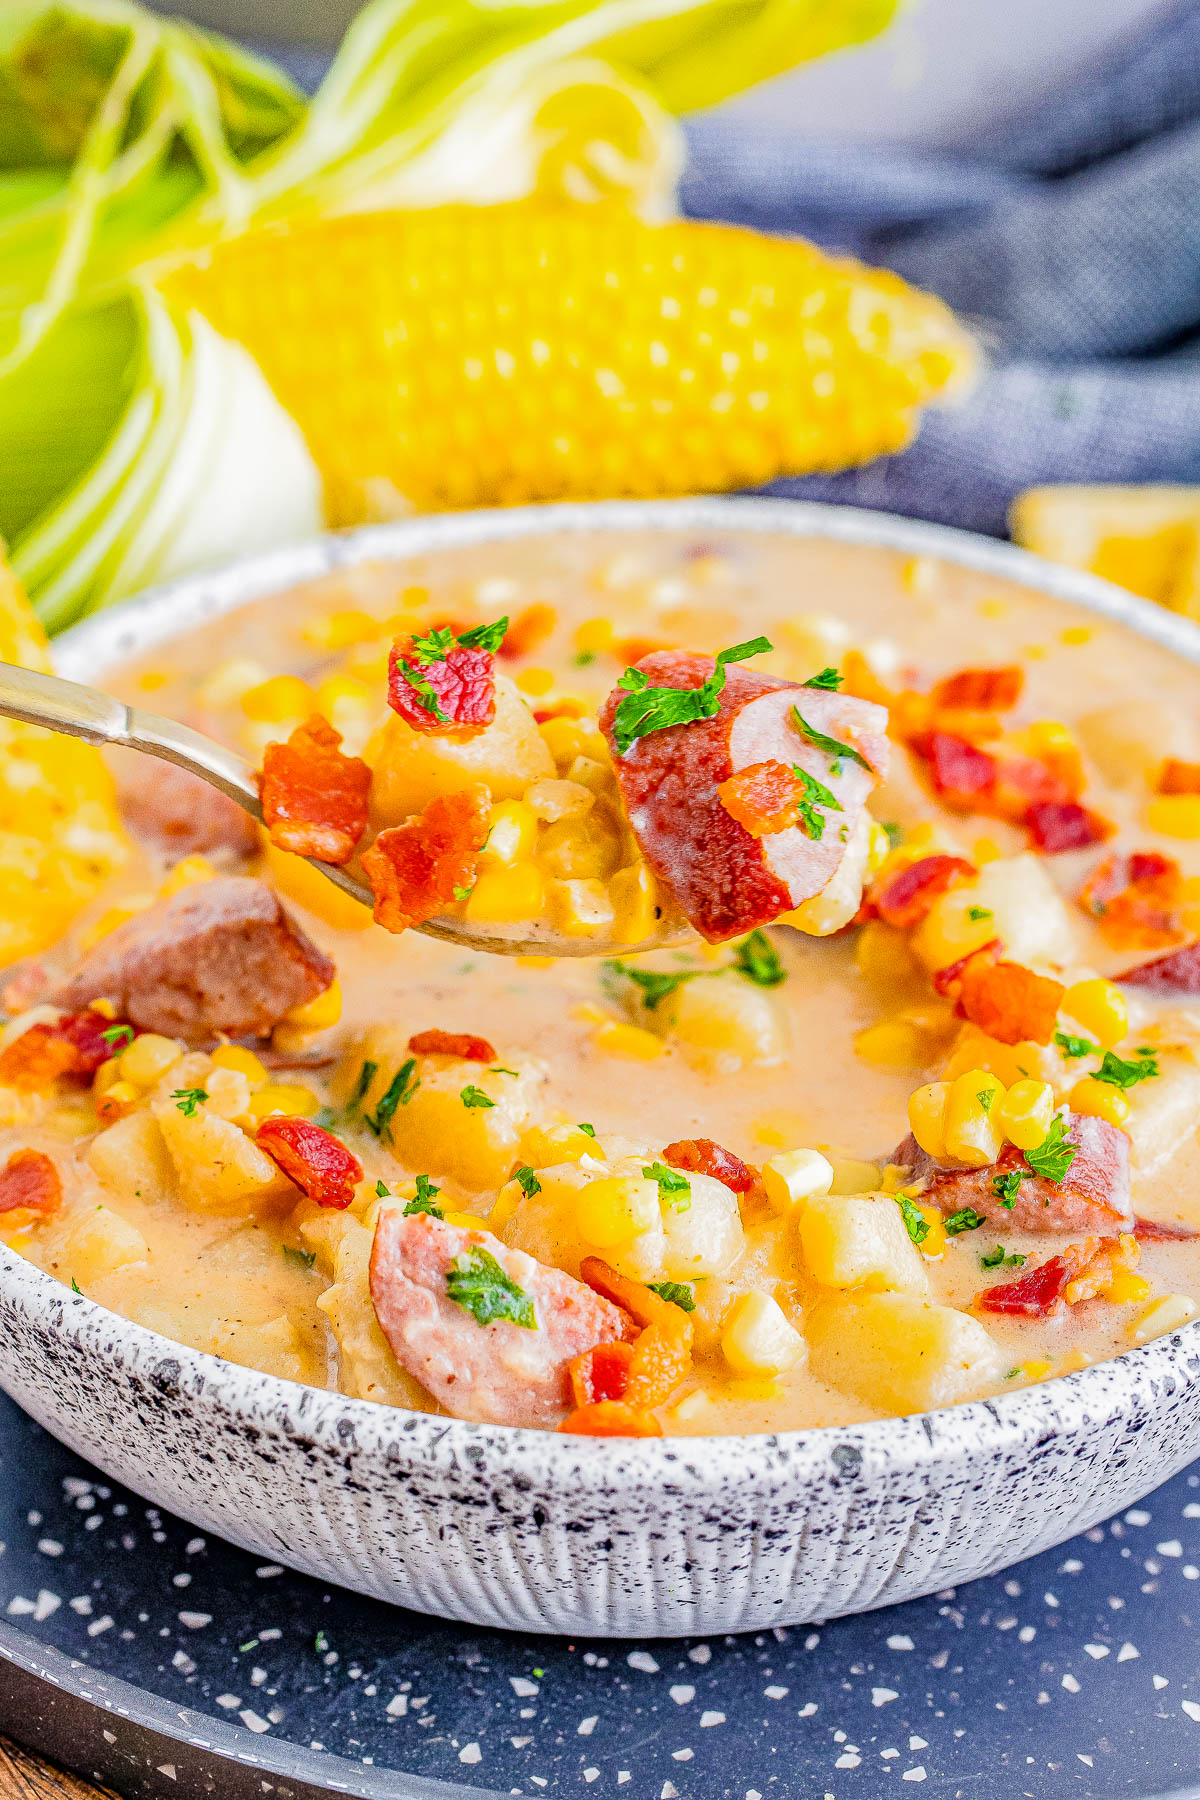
7,527,1200,1435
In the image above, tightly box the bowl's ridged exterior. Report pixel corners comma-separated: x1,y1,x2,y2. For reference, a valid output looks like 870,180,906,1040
5,496,1200,1637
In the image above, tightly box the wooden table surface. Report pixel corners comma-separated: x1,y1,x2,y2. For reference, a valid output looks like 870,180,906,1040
0,1738,113,1800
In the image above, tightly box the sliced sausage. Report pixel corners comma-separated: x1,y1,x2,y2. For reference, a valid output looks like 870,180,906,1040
600,653,888,942
893,1112,1132,1235
117,761,259,861
1120,940,1200,993
369,1212,633,1428
52,877,334,1041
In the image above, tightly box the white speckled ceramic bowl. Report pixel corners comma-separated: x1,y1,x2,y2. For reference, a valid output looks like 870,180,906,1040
5,498,1200,1639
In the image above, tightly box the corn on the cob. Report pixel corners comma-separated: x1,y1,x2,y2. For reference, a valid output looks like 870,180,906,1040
166,203,975,524
0,547,128,966
1012,485,1200,619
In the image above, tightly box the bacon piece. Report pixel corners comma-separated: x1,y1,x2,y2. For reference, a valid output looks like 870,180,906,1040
387,637,496,735
931,666,1024,711
977,1232,1137,1318
1157,758,1200,795
579,1256,693,1409
1078,851,1186,951
869,854,977,928
0,1148,62,1217
1134,1214,1200,1241
256,1116,363,1209
1120,939,1200,993
958,956,1065,1046
569,1340,635,1407
257,715,370,865
559,1401,664,1437
717,760,806,838
916,732,996,807
1026,801,1114,854
932,938,1002,998
51,879,334,1040
912,731,1079,827
369,1213,632,1427
1062,1232,1139,1306
600,651,888,943
119,761,259,860
361,785,491,935
498,604,557,660
407,1029,497,1062
0,1008,125,1091
661,1137,755,1194
894,1112,1132,1235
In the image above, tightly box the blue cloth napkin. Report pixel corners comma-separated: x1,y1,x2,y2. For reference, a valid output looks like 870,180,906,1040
681,0,1200,536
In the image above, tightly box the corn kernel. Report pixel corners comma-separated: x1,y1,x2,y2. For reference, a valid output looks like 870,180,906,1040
574,617,615,656
1130,1293,1200,1343
762,1148,834,1215
854,1019,927,1068
247,1083,321,1122
608,862,658,946
482,799,538,865
517,955,555,969
725,1376,784,1402
1061,625,1093,646
995,1078,1055,1152
570,1002,610,1025
516,667,555,698
827,1158,883,1195
240,674,314,722
1069,1077,1131,1129
211,1045,268,1087
79,902,147,949
1057,1347,1093,1373
88,998,119,1020
917,1203,946,1257
488,1183,522,1231
593,1021,663,1061
524,778,594,823
158,855,217,899
1061,978,1127,1051
521,1122,601,1166
203,1067,253,1121
117,1033,182,1089
549,877,616,939
866,819,891,875
1104,1269,1152,1304
973,836,1003,865
538,716,589,767
444,1211,491,1232
92,1056,121,1096
464,863,545,923
301,608,380,650
943,1069,1006,1166
1018,1359,1052,1382
721,1291,804,1377
1148,794,1200,839
314,674,375,719
575,1176,659,1248
280,980,343,1034
907,1081,950,1159
95,1080,139,1124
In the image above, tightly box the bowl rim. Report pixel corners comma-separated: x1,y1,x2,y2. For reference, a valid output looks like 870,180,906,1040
8,491,1200,1487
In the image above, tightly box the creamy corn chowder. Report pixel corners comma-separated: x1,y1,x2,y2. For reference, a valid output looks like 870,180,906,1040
5,528,1200,1438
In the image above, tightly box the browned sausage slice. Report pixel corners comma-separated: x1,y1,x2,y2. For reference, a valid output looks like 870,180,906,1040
370,1212,632,1428
893,1112,1133,1234
52,876,334,1040
599,653,888,942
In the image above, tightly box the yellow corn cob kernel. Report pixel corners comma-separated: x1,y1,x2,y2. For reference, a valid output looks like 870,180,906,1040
943,1070,1006,1166
721,1292,804,1378
301,609,381,651
1061,626,1093,646
762,1148,834,1215
1011,485,1200,618
1069,1077,1130,1129
464,863,545,923
907,1081,950,1159
1018,1360,1053,1383
575,618,615,656
169,203,975,524
855,1017,931,1068
158,855,217,899
280,980,343,1034
247,1084,321,1122
516,668,555,698
211,1045,268,1087
973,837,1003,865
488,1183,522,1232
575,1176,658,1248
1057,1347,1093,1374
608,863,658,946
1130,1293,1200,1343
1148,795,1200,839
117,1033,182,1089
866,819,892,875
593,1020,663,1061
88,998,119,1020
203,1067,254,1122
314,673,375,719
539,717,591,767
240,674,314,723
1061,978,1127,1050
481,800,538,866
570,1002,610,1025
1104,1269,1152,1305
444,1211,491,1232
521,1122,600,1166
917,1203,946,1257
995,1078,1055,1152
92,1056,121,1096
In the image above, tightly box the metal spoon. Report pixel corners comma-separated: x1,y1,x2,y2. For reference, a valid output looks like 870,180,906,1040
0,661,686,957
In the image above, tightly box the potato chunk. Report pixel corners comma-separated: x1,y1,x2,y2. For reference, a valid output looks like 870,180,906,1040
799,1192,929,1296
666,970,784,1074
86,1110,175,1206
913,852,1079,974
153,1100,292,1214
65,1204,149,1283
368,672,553,822
807,1291,1005,1413
312,1209,430,1408
209,1313,312,1385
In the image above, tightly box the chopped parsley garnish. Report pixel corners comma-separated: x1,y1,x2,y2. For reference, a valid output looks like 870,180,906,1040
404,1173,444,1218
70,1277,81,1294
489,1066,519,1077
283,1245,316,1270
574,650,596,667
365,1058,418,1140
457,617,509,653
396,658,449,722
375,1180,391,1197
1094,1047,1159,1089
1024,1113,1077,1184
944,1207,986,1235
409,626,456,663
980,1245,1026,1270
171,1087,207,1116
791,765,843,840
578,1122,596,1138
606,960,709,1011
732,929,786,989
460,1085,495,1109
452,884,474,902
314,1629,329,1654
967,906,993,922
648,1280,697,1312
446,1248,536,1330
643,1161,692,1212
790,704,871,777
1054,1030,1098,1061
895,1192,929,1246
513,1164,542,1198
350,1059,378,1109
610,636,773,756
803,666,843,691
881,821,903,849
312,1106,339,1132
991,1168,1029,1209
101,1023,134,1050
977,1089,995,1113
